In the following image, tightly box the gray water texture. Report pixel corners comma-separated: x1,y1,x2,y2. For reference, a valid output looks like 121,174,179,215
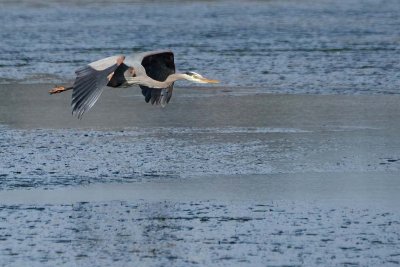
1,0,400,94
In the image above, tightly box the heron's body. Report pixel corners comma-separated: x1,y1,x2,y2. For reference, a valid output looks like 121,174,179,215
50,50,218,118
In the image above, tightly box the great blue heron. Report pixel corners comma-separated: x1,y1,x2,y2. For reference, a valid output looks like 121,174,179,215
49,50,219,118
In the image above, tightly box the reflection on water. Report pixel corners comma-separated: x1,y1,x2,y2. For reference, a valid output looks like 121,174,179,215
1,0,400,94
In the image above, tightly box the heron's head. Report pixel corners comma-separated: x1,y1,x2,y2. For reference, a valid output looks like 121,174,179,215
184,71,219,84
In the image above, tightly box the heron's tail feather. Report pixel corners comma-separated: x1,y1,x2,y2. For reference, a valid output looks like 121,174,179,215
49,85,73,95
160,88,168,107
161,86,175,107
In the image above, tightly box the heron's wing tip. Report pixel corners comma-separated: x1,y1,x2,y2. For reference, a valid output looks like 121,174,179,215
71,62,120,118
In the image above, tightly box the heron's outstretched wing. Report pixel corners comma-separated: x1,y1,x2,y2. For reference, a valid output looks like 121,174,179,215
71,55,124,118
139,51,175,106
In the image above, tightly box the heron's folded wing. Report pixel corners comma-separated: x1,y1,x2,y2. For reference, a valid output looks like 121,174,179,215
71,56,123,118
139,51,175,106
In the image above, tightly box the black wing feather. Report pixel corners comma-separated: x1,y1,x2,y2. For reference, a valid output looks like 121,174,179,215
140,52,175,105
107,63,130,88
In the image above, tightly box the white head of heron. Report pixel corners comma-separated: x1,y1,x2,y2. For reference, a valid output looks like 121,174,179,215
184,71,219,84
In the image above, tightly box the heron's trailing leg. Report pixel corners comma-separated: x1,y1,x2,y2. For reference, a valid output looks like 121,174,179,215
49,85,73,94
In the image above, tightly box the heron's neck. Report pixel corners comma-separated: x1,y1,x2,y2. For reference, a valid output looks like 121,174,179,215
148,73,187,88
165,73,187,84
126,73,187,89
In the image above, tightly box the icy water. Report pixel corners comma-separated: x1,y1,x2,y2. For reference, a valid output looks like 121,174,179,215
1,86,400,266
1,0,400,94
1,0,400,266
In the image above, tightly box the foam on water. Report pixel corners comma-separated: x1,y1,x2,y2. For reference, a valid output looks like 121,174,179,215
121,127,311,134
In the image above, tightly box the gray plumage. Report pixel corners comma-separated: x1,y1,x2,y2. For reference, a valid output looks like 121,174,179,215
68,50,218,118
71,62,120,118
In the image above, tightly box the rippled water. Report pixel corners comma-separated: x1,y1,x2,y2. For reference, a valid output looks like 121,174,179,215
1,2,400,266
1,0,400,94
1,200,400,266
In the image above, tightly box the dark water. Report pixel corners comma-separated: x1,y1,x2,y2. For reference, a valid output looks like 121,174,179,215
1,0,400,94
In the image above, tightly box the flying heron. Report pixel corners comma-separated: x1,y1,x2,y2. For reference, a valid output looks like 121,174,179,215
49,50,219,118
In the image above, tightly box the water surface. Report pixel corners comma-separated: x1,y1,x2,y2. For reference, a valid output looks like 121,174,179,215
1,0,399,94
1,1,400,265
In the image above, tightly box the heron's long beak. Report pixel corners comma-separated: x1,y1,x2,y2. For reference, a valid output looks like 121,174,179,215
199,77,220,84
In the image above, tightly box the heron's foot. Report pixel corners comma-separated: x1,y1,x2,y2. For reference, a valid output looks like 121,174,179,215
49,86,67,94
